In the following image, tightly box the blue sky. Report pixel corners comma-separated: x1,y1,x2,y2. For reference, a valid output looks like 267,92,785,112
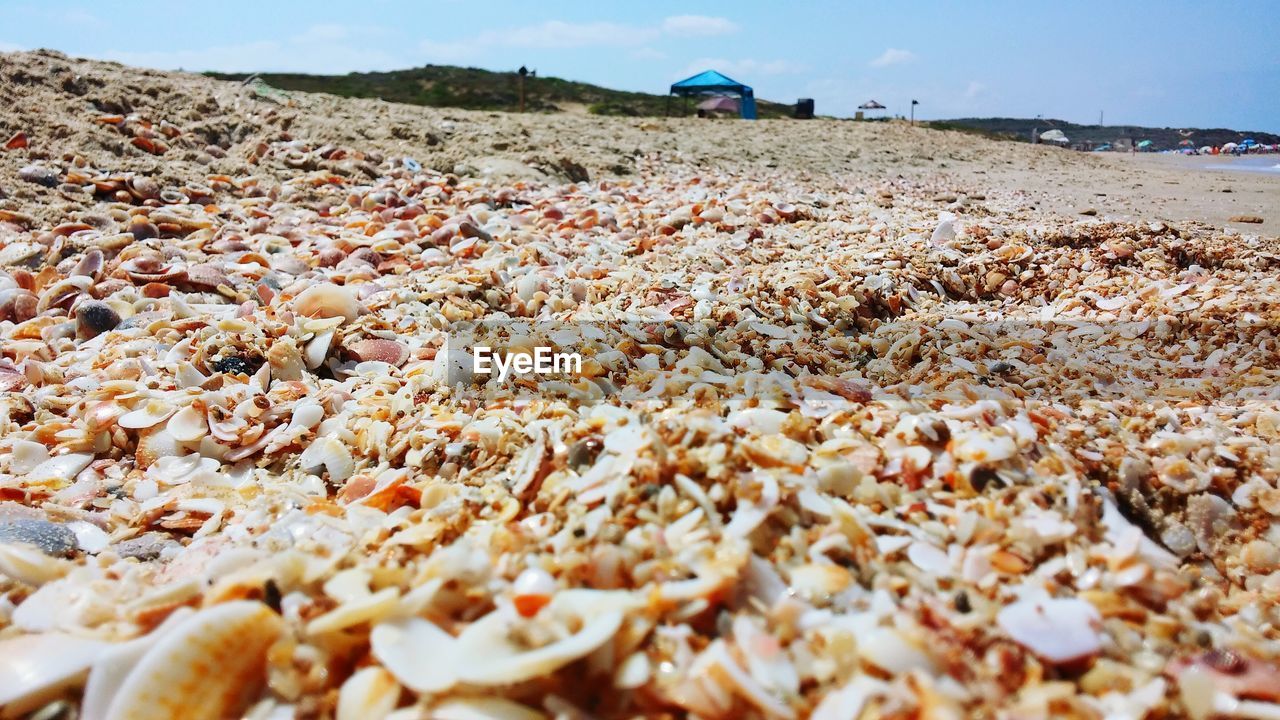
1,0,1276,131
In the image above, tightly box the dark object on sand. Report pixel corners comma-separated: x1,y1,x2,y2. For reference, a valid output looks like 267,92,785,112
795,99,815,119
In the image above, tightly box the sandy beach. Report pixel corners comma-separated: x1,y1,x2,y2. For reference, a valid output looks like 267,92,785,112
2,49,1280,720
3,52,1277,233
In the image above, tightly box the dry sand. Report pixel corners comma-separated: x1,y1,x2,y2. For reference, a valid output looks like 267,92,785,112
2,49,1276,233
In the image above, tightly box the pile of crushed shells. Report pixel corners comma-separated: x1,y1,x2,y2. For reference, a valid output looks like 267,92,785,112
1,140,1280,720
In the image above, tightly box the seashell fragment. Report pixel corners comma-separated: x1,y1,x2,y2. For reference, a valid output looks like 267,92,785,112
371,617,459,694
72,248,105,279
930,216,956,246
119,255,185,284
348,338,409,366
299,436,354,481
166,405,209,443
118,400,177,430
428,697,546,720
336,667,399,720
23,453,93,484
453,605,625,686
906,541,952,577
374,591,631,693
294,283,359,322
8,440,50,474
997,597,1101,666
305,331,334,369
307,588,400,635
92,601,284,720
181,264,230,291
857,627,935,676
0,633,109,718
512,566,557,617
0,543,71,586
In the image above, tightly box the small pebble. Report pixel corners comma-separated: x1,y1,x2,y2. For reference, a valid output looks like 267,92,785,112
75,300,122,339
113,532,177,561
18,164,59,187
0,518,78,556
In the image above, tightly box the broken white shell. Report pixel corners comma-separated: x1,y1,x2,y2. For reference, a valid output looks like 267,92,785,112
906,541,952,577
118,400,177,430
0,543,72,586
305,330,334,369
299,436,354,482
949,430,1016,464
453,606,624,686
23,453,93,483
166,405,208,443
81,608,195,720
857,627,935,675
336,667,399,720
371,616,459,694
92,601,284,720
8,439,50,475
997,597,1101,665
374,591,632,693
930,216,956,246
307,588,400,636
0,633,109,718
428,697,546,720
294,283,359,322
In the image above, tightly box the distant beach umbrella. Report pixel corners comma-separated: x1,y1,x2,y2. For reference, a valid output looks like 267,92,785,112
1241,138,1257,146
696,95,739,112
1039,129,1069,143
1178,139,1194,146
1137,140,1154,148
1199,146,1213,154
858,100,887,110
1222,142,1238,151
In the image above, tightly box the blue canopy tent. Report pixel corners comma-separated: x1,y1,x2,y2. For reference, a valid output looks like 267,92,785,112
668,70,757,120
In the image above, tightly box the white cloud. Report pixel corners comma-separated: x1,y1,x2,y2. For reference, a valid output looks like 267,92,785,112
90,14,744,75
421,15,739,62
681,58,807,78
870,48,916,68
661,15,739,36
964,81,986,99
100,25,404,74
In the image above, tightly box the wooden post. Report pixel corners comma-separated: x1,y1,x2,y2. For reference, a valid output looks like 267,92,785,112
910,99,918,126
518,65,528,113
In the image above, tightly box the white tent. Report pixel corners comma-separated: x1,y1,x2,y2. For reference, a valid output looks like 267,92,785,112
1039,129,1069,144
